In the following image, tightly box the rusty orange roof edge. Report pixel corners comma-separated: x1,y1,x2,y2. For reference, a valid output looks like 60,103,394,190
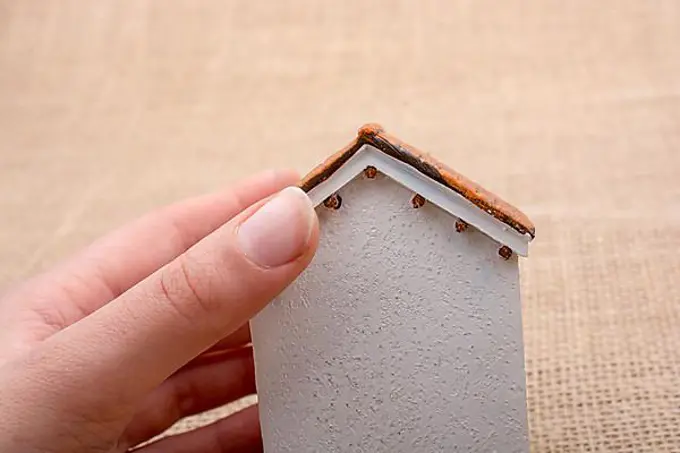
299,123,535,239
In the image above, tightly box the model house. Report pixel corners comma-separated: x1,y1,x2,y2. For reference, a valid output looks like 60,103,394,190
251,124,535,452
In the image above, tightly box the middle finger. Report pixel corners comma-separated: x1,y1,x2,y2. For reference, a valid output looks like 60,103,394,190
119,346,256,450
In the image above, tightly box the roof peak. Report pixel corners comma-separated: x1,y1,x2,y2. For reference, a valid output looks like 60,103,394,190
357,123,385,138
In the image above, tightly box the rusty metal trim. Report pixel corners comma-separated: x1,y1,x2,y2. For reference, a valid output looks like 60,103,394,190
455,219,469,233
411,194,426,208
498,245,513,260
323,193,342,210
364,166,378,179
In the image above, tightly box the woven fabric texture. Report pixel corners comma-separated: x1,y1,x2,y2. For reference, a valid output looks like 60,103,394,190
1,1,679,451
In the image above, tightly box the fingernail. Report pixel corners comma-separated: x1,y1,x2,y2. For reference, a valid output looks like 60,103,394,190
237,187,315,267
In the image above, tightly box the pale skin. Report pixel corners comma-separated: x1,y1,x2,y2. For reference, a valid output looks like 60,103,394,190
0,170,319,453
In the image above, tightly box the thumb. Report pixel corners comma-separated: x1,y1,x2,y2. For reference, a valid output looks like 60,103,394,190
39,186,318,405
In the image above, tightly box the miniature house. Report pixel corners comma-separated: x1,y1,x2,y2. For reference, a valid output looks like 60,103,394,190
251,124,535,453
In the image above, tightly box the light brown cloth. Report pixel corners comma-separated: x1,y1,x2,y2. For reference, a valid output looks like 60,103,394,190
1,1,679,451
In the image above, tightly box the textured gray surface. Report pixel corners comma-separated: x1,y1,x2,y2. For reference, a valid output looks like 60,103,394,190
251,174,529,452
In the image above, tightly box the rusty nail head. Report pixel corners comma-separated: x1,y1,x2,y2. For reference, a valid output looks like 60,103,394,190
411,194,426,208
498,245,512,260
364,166,378,179
455,219,468,233
323,193,342,210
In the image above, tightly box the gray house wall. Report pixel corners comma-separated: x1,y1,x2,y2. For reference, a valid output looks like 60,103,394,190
251,173,529,453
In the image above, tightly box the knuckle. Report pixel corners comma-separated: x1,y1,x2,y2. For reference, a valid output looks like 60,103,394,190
158,256,217,322
169,374,201,415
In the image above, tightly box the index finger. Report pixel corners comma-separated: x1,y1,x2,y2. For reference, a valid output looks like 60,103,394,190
0,170,299,348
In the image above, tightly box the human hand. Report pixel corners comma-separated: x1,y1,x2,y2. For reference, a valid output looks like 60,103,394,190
0,170,319,453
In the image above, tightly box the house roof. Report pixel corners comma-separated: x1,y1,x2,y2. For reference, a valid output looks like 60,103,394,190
299,124,535,239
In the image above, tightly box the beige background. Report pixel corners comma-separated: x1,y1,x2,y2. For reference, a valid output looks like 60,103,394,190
1,1,679,451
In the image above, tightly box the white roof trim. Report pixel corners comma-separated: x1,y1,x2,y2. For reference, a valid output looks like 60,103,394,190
307,144,531,257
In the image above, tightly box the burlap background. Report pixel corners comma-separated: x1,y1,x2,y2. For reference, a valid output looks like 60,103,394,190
1,1,679,451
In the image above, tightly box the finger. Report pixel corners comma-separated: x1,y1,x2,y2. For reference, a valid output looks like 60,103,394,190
44,187,318,406
134,405,262,453
0,169,299,340
121,347,255,449
185,344,251,369
205,324,251,354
